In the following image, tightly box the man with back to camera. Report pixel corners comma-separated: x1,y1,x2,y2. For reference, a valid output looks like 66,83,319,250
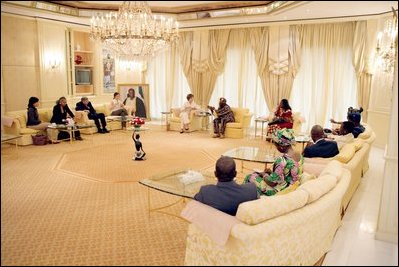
303,125,339,158
194,156,258,216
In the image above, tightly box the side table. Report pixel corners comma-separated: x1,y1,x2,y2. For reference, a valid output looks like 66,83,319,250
161,111,172,131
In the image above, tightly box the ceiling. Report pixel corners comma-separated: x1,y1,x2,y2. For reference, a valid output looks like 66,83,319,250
1,1,398,28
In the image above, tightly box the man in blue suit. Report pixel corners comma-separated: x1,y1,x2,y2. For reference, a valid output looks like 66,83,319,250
303,125,339,158
194,156,258,216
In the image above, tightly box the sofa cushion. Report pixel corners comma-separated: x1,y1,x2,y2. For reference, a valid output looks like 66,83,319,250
226,122,243,129
169,117,180,123
236,189,309,225
303,162,326,177
300,172,316,184
20,128,39,134
334,143,356,163
318,160,343,181
352,138,364,151
358,126,372,139
297,174,337,204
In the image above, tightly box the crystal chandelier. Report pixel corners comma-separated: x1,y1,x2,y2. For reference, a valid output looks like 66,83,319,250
376,9,397,73
90,1,179,60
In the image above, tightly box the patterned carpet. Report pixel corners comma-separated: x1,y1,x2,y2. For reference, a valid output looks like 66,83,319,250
1,125,266,266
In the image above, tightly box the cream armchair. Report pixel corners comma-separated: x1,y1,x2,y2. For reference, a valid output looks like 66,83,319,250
168,108,203,132
267,111,303,134
184,161,350,266
210,107,253,139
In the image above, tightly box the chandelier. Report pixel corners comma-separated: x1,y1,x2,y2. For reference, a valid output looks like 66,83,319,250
90,1,179,60
376,9,397,73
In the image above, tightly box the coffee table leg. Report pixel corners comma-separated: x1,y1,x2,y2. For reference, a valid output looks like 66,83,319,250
147,187,151,219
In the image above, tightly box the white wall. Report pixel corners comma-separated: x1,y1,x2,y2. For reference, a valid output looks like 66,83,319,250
367,15,395,148
375,42,398,244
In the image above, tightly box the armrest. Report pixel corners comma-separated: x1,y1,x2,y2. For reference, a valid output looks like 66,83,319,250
242,113,253,128
3,118,21,135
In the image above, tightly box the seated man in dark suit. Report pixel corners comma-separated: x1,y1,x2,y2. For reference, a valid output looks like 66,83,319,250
303,125,339,158
76,97,109,134
194,156,258,216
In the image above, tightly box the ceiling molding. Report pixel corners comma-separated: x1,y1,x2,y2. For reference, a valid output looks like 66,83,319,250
47,1,275,14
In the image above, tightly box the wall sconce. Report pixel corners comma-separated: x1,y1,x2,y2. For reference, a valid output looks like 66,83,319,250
376,8,397,73
48,59,61,70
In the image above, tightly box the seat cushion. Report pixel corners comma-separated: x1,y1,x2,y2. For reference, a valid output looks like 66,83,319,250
236,189,309,225
20,128,39,134
226,122,242,129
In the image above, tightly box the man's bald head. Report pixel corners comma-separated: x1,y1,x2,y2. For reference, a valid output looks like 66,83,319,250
311,125,325,142
215,156,237,182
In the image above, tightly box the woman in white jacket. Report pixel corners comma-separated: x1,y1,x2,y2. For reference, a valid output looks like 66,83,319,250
180,94,201,133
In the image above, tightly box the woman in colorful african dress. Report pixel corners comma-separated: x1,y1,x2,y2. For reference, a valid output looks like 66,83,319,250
267,99,293,138
243,129,303,196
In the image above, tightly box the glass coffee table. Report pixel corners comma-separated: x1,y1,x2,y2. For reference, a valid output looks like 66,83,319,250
223,146,276,173
295,135,311,152
1,133,22,149
47,124,95,144
139,169,216,219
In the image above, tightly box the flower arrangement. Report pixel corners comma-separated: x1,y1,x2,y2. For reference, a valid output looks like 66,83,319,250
74,55,83,65
131,117,145,128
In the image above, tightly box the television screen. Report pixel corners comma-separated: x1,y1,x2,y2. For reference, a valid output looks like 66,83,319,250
75,69,92,85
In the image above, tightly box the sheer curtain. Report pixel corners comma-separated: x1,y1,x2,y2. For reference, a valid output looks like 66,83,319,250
210,29,268,126
290,22,358,132
146,45,191,120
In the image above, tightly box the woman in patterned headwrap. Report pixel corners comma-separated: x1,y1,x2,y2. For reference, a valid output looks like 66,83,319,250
243,129,303,196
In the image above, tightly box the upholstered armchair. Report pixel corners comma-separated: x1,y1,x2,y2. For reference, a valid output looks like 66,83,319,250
210,107,253,139
168,108,203,132
267,111,303,134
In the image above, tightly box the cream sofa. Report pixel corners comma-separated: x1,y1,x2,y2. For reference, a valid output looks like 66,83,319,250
303,126,375,211
3,103,122,145
3,108,54,146
74,103,123,134
169,108,203,132
184,161,350,266
210,107,253,139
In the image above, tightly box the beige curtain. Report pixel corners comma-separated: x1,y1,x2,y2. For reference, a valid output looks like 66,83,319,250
290,22,358,132
353,21,372,122
250,26,301,111
179,29,230,106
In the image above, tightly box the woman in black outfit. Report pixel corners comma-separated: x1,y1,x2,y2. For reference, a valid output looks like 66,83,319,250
50,97,83,140
26,97,51,133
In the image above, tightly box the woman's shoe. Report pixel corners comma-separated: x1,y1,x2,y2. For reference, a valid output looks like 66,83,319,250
180,130,184,134
75,136,83,141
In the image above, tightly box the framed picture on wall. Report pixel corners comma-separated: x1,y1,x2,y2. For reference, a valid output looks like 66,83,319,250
103,50,115,93
117,84,150,120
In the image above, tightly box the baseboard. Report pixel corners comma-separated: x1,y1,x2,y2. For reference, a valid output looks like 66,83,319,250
375,231,398,244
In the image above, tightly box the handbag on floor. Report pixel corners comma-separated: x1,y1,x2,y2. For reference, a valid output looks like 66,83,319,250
31,134,48,145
